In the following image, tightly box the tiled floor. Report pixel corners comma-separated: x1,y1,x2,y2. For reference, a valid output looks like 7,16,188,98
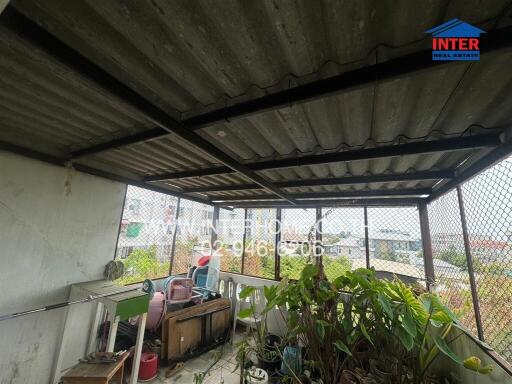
141,334,242,384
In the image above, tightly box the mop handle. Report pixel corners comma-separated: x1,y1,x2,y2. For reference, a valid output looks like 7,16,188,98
0,287,142,322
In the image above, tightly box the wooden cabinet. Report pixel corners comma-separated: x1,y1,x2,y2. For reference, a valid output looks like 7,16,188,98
161,298,231,361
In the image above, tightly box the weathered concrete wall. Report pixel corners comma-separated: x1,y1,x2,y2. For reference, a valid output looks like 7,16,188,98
0,152,126,384
432,327,511,383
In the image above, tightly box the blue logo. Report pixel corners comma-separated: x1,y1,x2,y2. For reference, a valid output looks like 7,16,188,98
425,19,485,61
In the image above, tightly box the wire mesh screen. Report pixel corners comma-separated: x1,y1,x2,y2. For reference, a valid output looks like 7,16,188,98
461,156,512,362
280,208,316,279
115,186,177,284
217,208,245,273
172,199,213,275
366,207,425,286
428,190,477,334
320,207,366,280
243,208,276,279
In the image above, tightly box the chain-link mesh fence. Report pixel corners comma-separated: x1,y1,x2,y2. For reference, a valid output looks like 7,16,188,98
320,207,365,280
115,186,178,284
366,207,425,287
427,190,477,334
279,208,316,280
243,208,276,279
217,208,245,273
460,156,512,362
115,156,512,364
172,199,213,275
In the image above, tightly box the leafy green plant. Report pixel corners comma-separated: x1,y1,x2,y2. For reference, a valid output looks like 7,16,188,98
235,264,495,384
383,282,493,383
193,349,224,384
236,284,284,365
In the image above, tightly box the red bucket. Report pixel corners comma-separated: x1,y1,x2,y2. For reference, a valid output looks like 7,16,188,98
138,352,158,381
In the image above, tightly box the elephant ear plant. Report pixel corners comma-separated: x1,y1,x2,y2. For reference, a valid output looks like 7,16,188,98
235,265,493,384
382,280,493,383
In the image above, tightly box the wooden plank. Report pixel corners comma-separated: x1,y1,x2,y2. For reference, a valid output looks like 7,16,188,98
62,352,128,381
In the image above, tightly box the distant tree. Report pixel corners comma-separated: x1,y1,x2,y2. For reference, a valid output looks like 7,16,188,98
438,245,467,269
117,245,169,284
323,255,352,281
380,250,410,264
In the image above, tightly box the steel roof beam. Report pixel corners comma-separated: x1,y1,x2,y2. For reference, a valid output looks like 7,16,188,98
218,198,426,209
68,26,512,159
181,170,453,193
429,141,512,201
1,6,295,205
210,187,431,202
146,134,501,181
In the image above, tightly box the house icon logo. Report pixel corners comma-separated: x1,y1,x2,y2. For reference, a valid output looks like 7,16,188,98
425,19,485,61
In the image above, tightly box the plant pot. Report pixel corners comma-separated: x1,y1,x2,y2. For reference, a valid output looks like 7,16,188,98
369,359,393,382
264,334,282,350
339,369,359,384
353,340,371,366
258,355,281,373
246,367,269,384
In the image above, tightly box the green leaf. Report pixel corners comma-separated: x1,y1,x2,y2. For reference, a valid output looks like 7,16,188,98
360,322,373,346
463,356,493,374
431,295,458,322
334,340,352,356
342,316,353,334
398,327,414,351
301,264,318,281
433,335,462,365
263,285,277,302
402,310,417,338
317,319,331,327
377,293,394,319
238,308,254,319
316,320,326,340
430,310,452,325
420,294,433,313
430,319,444,328
239,286,256,300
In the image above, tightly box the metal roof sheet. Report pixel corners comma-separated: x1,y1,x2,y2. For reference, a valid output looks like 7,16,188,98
1,0,511,204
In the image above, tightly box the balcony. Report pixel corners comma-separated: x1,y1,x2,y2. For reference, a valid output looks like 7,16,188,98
1,2,512,383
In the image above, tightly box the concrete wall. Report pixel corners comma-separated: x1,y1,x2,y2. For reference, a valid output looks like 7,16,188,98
0,152,126,384
434,328,512,384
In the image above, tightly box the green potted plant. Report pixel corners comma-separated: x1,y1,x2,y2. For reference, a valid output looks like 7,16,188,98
237,285,284,374
235,265,495,384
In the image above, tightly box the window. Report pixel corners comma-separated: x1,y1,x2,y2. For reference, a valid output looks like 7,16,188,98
115,186,178,284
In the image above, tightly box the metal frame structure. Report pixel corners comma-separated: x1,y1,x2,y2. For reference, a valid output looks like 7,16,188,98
57,25,512,159
364,207,370,269
180,170,454,193
2,0,512,373
1,5,512,211
1,6,296,205
456,186,485,341
146,134,501,182
418,202,435,291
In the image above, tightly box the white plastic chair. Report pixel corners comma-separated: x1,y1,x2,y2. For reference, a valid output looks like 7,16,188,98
231,284,263,344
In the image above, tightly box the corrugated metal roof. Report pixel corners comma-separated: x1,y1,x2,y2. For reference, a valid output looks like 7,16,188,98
1,0,512,204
